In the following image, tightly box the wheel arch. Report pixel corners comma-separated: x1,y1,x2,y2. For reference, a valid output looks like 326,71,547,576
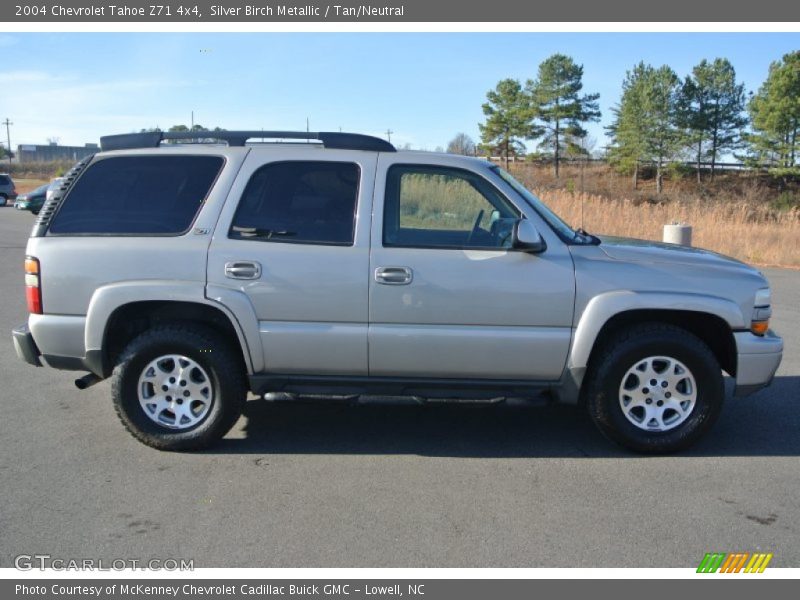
85,281,262,377
567,291,742,391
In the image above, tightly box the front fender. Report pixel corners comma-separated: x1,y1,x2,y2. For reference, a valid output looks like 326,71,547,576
568,290,747,373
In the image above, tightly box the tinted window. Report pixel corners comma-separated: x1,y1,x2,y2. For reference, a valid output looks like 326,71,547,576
49,155,223,235
383,165,519,249
230,161,359,246
0,175,11,185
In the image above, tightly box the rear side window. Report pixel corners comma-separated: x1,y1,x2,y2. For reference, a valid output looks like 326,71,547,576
230,161,360,246
0,175,11,185
49,155,224,235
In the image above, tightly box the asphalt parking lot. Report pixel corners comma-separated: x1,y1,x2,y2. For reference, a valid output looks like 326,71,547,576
0,206,798,568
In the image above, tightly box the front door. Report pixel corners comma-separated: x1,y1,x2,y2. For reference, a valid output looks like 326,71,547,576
368,155,575,381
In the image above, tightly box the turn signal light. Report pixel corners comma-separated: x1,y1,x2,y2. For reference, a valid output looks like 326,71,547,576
24,256,42,314
751,320,769,336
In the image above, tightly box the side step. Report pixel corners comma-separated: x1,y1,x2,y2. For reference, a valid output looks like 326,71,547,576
250,374,557,402
261,391,553,407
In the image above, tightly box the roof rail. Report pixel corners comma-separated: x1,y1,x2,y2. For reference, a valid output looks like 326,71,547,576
100,130,396,152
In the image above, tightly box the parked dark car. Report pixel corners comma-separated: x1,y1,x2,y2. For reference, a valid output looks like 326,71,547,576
14,183,50,215
0,173,17,206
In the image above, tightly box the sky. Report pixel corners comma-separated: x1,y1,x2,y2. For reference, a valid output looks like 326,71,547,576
0,32,798,153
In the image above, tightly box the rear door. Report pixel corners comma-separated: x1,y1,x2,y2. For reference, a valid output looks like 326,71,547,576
207,148,376,376
368,154,575,381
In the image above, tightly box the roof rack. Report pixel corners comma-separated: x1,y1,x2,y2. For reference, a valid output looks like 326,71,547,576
99,130,396,153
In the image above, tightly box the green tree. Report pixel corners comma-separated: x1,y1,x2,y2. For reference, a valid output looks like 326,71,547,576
679,58,748,182
526,54,600,178
446,132,476,156
747,51,800,169
479,79,533,169
607,63,651,190
608,62,682,194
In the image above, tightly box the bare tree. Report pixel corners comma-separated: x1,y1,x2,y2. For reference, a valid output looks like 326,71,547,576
446,133,477,156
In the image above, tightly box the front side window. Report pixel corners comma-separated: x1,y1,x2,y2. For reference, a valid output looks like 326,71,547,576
383,165,520,249
49,155,223,235
230,161,360,246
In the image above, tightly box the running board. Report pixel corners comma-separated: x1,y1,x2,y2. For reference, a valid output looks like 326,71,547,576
250,374,556,404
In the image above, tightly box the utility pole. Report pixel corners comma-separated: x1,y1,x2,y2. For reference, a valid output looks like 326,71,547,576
2,118,12,166
385,129,393,143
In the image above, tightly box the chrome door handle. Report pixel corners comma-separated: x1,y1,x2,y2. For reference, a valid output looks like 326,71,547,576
374,266,413,285
225,261,262,280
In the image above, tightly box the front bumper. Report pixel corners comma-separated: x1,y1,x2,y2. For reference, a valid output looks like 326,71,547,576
12,323,42,367
734,329,783,396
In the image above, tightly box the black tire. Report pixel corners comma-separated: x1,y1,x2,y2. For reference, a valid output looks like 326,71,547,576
111,324,247,451
0,195,7,207
584,322,724,454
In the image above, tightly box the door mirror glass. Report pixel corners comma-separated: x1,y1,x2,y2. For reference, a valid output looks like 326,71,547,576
512,219,546,253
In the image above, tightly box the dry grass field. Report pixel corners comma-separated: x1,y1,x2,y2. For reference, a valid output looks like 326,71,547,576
512,164,800,268
13,178,50,194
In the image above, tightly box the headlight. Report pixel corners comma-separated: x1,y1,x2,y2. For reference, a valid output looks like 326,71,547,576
754,287,771,308
751,287,772,336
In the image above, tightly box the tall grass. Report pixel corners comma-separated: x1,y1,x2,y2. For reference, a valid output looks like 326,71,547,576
507,163,800,268
535,188,800,267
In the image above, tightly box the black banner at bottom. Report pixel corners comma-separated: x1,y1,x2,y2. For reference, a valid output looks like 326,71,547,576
4,579,797,600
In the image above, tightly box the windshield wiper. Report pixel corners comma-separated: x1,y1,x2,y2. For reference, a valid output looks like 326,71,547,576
232,226,297,239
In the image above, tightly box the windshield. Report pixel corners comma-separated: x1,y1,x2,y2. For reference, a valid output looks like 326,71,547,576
491,165,583,243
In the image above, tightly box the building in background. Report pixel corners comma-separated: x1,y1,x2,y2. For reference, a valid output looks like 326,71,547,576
16,142,99,163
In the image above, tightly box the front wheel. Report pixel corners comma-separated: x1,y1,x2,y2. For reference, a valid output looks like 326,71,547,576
111,324,247,451
584,323,725,454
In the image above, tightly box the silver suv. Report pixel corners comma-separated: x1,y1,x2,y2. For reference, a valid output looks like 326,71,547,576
0,173,17,206
11,130,783,453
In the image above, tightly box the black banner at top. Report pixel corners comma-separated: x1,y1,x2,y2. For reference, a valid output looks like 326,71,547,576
4,0,800,22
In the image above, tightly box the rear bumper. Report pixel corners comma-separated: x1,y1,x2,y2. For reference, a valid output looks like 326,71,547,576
12,315,105,376
12,324,42,367
734,330,783,396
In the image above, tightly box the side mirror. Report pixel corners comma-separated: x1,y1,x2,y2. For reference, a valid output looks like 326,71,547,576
512,219,546,253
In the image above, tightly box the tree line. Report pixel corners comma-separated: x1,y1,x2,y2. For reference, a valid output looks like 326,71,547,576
465,50,800,193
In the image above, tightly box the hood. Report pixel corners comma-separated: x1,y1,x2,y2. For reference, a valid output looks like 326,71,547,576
598,235,757,272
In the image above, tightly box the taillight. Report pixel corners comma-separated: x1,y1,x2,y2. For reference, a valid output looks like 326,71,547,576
25,256,42,314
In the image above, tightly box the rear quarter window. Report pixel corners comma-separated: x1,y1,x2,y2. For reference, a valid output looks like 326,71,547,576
49,155,224,235
0,175,12,185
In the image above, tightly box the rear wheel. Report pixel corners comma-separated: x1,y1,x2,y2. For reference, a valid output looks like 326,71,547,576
584,323,725,453
0,195,7,207
111,324,246,451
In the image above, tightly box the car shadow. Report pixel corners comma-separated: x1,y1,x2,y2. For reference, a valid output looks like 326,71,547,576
207,376,800,458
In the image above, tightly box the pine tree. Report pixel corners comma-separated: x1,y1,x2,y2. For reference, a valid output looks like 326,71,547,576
526,54,601,178
608,62,682,194
479,79,533,169
747,51,800,170
679,58,747,182
607,63,651,190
